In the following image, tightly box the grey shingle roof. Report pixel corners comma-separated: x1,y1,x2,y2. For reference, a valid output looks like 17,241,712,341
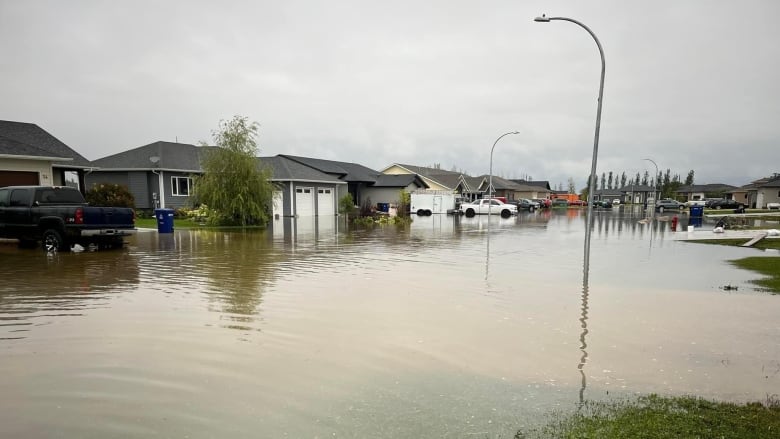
373,174,428,188
677,183,736,193
0,120,90,167
90,141,215,171
280,155,380,183
260,156,344,183
511,180,551,190
393,164,461,178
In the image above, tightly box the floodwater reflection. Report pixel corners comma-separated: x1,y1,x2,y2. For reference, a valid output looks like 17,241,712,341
1,210,779,438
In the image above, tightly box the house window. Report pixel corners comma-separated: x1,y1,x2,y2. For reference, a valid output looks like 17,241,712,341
172,177,192,196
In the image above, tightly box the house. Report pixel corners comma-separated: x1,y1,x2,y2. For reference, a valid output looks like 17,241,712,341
511,180,553,199
381,163,461,192
729,174,780,208
361,174,428,208
86,141,212,210
281,155,383,206
616,184,656,204
0,120,91,189
484,175,550,201
675,184,736,202
261,155,346,217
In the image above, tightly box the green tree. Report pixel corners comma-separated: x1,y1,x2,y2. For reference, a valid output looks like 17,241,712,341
338,193,356,221
85,183,135,208
607,171,613,189
192,115,273,226
685,170,695,186
620,172,627,189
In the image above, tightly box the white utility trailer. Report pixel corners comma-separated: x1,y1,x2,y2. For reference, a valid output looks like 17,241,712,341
410,190,456,216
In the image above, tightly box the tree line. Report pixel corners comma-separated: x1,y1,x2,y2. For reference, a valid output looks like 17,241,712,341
580,169,696,200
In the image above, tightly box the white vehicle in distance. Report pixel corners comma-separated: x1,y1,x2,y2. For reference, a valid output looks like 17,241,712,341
612,198,621,205
459,198,517,218
685,200,707,207
767,202,780,210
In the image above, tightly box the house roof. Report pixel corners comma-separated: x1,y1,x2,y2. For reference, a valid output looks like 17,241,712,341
260,155,345,184
373,174,428,188
0,120,90,167
281,155,380,183
618,184,655,192
90,141,215,171
677,183,736,193
594,189,624,196
458,175,486,193
511,179,552,190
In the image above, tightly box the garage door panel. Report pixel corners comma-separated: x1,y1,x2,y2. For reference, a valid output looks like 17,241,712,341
0,171,39,187
295,187,314,216
317,188,334,216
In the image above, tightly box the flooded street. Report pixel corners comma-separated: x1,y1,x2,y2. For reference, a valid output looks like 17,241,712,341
2,208,779,438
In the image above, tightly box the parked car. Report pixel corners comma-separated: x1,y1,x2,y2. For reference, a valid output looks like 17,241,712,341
512,198,540,211
592,200,613,208
533,198,551,208
569,199,585,206
551,199,569,208
654,199,686,212
708,198,745,210
459,198,517,218
767,202,780,210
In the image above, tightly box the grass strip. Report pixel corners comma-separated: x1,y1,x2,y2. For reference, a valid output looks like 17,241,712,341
686,238,780,250
521,394,780,438
730,256,780,293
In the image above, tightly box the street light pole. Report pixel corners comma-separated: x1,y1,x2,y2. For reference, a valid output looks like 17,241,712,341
489,131,520,201
535,14,605,265
487,131,520,219
643,158,659,207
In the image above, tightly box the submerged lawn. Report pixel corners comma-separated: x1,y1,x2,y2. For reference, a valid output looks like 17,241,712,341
522,394,780,439
730,257,780,293
684,238,780,293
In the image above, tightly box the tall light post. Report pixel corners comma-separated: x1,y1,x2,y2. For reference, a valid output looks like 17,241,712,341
535,14,605,266
488,131,520,201
643,158,659,206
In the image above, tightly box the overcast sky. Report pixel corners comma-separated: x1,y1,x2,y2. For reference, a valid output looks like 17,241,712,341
2,0,778,189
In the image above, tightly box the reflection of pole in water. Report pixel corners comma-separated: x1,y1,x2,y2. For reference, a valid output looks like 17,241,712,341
579,222,592,406
485,218,491,280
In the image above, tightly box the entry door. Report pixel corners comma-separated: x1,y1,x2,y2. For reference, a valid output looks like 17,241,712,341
317,188,334,216
295,187,314,216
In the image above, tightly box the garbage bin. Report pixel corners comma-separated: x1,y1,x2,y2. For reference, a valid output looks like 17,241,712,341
377,203,389,212
689,205,704,228
154,208,175,233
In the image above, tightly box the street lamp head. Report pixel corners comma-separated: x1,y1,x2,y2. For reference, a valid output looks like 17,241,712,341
534,14,550,22
510,131,520,134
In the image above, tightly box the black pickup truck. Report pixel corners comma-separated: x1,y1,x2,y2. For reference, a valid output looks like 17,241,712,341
0,186,136,251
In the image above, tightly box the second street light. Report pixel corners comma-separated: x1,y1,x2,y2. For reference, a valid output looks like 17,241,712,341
535,14,606,264
643,158,659,209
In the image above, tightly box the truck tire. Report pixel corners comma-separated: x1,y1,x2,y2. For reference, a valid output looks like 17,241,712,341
416,209,426,216
424,209,432,216
658,206,665,213
42,229,67,252
465,208,475,217
501,209,511,218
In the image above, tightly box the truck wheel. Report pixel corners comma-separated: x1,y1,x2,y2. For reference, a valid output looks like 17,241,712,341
501,209,511,218
465,208,475,217
424,210,432,216
416,209,426,216
42,229,66,252
658,206,665,213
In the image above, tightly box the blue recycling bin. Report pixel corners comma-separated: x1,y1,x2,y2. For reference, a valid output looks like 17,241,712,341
377,203,389,212
155,208,175,233
689,205,704,227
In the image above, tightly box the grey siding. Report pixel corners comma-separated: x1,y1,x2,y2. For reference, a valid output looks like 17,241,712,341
128,171,151,208
163,172,194,209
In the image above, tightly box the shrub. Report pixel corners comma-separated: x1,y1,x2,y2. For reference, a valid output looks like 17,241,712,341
85,183,135,208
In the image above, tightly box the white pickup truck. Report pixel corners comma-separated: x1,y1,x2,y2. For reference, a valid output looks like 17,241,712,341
459,198,517,218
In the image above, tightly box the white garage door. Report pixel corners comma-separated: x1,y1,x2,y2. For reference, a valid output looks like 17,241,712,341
295,187,314,216
317,188,334,216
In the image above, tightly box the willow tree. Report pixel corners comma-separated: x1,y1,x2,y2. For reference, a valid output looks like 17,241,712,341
192,116,273,226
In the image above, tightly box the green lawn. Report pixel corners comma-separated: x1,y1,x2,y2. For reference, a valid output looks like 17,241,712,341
135,217,206,229
684,238,780,294
522,394,780,439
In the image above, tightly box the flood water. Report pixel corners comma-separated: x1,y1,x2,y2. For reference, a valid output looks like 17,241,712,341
2,207,779,438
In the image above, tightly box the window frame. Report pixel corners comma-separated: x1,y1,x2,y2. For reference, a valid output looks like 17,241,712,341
171,176,193,197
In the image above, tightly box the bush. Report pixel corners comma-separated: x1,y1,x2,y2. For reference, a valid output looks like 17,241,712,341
85,183,135,208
